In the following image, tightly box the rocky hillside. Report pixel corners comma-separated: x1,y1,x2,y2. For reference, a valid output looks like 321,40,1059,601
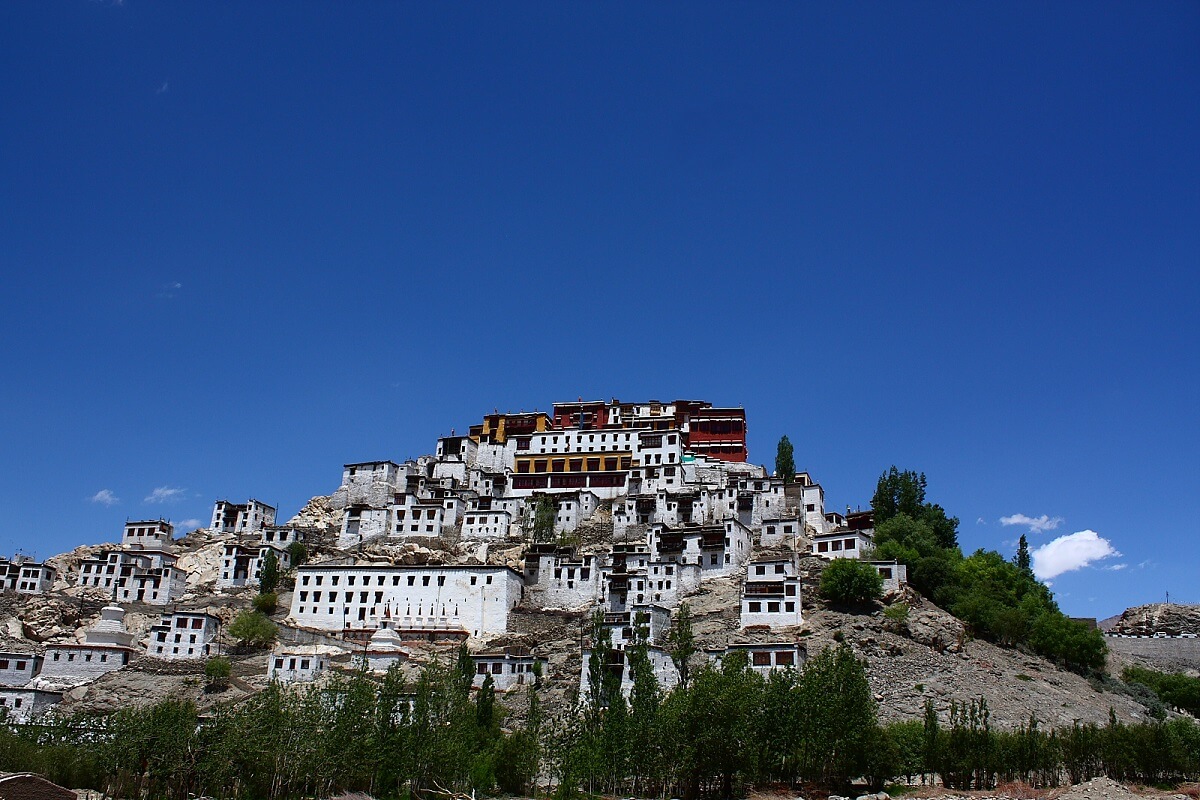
0,496,1172,731
1108,604,1200,637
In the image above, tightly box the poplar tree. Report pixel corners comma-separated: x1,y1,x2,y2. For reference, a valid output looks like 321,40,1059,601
665,602,696,688
259,551,280,593
775,436,796,484
1015,534,1033,576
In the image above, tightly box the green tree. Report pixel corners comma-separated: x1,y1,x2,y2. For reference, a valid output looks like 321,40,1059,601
871,467,959,549
530,495,556,543
1123,666,1200,717
204,656,232,690
253,591,277,615
820,558,884,606
286,541,308,568
259,550,280,593
665,602,696,688
873,512,961,604
775,436,796,484
1015,534,1033,576
795,644,879,788
227,610,277,648
586,611,620,715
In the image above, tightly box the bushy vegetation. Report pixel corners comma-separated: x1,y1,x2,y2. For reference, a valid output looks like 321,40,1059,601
0,649,541,800
870,467,1107,675
204,656,232,690
4,641,1200,799
253,591,278,615
285,541,308,568
227,610,277,648
1123,666,1200,717
820,558,884,606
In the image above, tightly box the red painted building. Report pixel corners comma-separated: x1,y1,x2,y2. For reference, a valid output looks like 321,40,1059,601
681,405,748,462
549,398,749,463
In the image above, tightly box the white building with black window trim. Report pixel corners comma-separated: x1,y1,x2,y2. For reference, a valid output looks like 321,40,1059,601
810,529,873,559
268,646,337,684
0,688,61,723
211,499,276,534
146,611,220,660
35,606,138,688
472,648,547,692
0,652,41,687
712,641,806,675
289,564,524,639
740,555,803,629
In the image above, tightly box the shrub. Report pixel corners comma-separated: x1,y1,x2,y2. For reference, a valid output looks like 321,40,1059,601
227,611,277,648
253,592,278,615
885,602,911,623
204,656,232,690
821,558,884,606
286,541,308,568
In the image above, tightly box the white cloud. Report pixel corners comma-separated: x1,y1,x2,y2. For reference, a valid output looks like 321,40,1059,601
1031,530,1121,580
1105,563,1128,571
144,486,186,504
90,489,120,506
999,513,1064,534
156,81,169,95
178,518,203,531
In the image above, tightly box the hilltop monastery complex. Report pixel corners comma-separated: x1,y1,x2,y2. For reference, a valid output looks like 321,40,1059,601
0,398,904,721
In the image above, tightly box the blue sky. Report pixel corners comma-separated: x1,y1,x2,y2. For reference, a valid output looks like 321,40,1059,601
1,2,1196,618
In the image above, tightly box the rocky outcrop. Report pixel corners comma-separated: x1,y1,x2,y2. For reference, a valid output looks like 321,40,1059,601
1109,603,1200,637
287,495,341,531
901,606,966,653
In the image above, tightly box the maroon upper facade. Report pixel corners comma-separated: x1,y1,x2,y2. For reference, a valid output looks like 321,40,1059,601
549,398,748,462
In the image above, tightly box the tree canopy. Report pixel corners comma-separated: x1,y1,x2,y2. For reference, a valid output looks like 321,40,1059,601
227,611,277,648
871,467,959,549
819,558,883,606
869,466,1105,675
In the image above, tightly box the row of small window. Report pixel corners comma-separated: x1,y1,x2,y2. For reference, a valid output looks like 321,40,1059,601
762,525,796,536
300,590,388,603
753,564,790,575
301,573,495,587
126,526,166,536
295,606,459,618
676,554,727,566
744,601,797,614
475,662,536,674
745,584,799,597
0,660,29,671
749,650,795,667
631,580,673,591
553,568,592,580
393,524,439,533
393,508,440,520
154,646,201,655
155,632,201,643
527,432,644,446
815,539,858,552
49,651,125,663
274,657,315,670
0,697,25,708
